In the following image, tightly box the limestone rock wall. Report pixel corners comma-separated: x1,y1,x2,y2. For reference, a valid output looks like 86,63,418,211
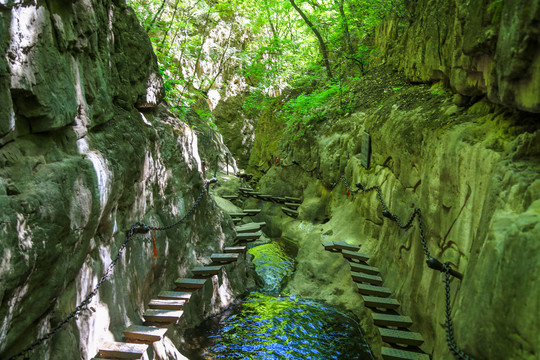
374,0,540,113
0,1,246,359
255,81,539,359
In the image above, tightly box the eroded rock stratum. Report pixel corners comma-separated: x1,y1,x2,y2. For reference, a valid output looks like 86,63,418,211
0,1,246,359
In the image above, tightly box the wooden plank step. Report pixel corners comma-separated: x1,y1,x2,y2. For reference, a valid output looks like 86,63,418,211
99,341,148,359
239,187,252,192
321,241,338,252
258,194,272,200
281,207,298,216
235,231,262,241
350,262,381,275
229,212,248,217
342,250,370,262
372,313,413,328
158,291,192,301
211,253,239,263
243,208,261,215
232,218,242,224
222,195,238,200
123,325,168,343
351,271,384,285
224,246,247,254
143,309,183,324
235,224,262,232
284,196,302,203
284,202,300,209
174,278,207,289
334,241,361,252
357,283,392,297
381,347,429,360
148,299,185,310
274,197,286,203
192,265,222,276
379,328,424,346
363,295,400,309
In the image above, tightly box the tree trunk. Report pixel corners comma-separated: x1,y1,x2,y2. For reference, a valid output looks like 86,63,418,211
336,0,353,54
289,0,333,79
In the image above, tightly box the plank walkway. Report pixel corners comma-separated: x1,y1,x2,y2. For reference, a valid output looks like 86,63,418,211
322,241,430,360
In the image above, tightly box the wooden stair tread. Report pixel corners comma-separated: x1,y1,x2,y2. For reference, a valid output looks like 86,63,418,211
351,271,384,285
381,347,429,360
321,241,338,251
281,207,299,215
235,224,261,232
284,202,300,208
379,328,424,346
222,195,238,200
99,341,148,359
211,253,240,263
148,299,185,310
363,295,400,309
143,309,183,324
356,283,392,297
229,212,248,217
192,265,222,276
243,208,261,215
284,196,302,203
342,250,370,262
158,291,192,301
350,263,381,275
235,231,262,240
333,241,361,252
224,246,247,254
174,278,207,289
123,325,167,343
372,313,413,328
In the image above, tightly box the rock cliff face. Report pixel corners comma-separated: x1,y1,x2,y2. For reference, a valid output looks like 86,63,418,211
253,72,539,360
375,0,540,113
0,1,246,359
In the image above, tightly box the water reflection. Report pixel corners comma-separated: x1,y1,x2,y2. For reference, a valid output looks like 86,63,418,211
181,238,373,360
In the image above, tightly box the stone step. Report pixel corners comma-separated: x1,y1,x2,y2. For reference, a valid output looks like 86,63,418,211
284,196,302,203
99,341,148,359
210,253,240,264
173,278,207,290
158,291,192,302
148,299,185,311
342,250,370,262
381,347,430,360
334,241,361,252
143,309,183,325
379,328,424,347
192,265,222,276
351,271,384,286
243,208,261,216
356,283,392,297
123,325,168,343
362,295,400,309
284,202,300,209
235,232,262,242
224,246,247,254
350,262,381,275
371,313,413,328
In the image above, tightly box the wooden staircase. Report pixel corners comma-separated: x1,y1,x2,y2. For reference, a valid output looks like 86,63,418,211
93,246,244,359
322,241,430,360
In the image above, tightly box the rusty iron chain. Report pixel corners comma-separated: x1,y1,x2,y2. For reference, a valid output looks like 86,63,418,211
6,178,215,360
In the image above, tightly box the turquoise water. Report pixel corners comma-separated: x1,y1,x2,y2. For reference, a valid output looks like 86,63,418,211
182,239,373,360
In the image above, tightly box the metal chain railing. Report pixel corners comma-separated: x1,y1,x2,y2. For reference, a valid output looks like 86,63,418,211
273,157,473,359
6,177,217,360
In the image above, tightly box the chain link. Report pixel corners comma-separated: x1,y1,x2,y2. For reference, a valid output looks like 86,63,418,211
443,263,474,360
6,179,214,360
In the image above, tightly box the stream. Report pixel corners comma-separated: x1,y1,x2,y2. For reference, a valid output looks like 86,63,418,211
182,238,374,360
